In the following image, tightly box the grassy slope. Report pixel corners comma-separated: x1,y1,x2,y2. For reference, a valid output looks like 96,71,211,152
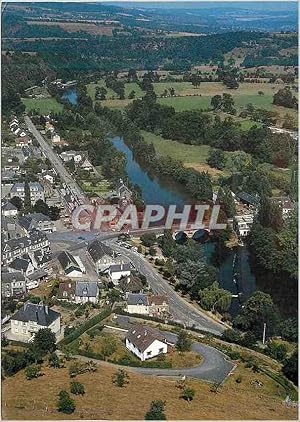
21,98,63,114
2,361,297,420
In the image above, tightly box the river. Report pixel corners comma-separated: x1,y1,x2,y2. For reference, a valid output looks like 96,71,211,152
113,136,257,316
62,88,78,105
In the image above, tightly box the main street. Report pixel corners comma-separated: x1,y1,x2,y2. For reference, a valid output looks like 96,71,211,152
24,115,87,204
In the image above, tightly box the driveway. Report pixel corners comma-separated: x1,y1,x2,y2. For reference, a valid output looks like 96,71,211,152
72,316,235,384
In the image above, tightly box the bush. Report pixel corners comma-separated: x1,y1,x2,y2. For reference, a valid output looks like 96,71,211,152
70,381,85,395
265,341,288,362
181,387,195,402
222,328,242,344
25,364,42,380
235,375,242,383
57,390,75,414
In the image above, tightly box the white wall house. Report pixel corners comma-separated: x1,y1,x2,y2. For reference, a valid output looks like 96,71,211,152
126,293,149,315
109,263,131,286
233,214,254,237
10,302,61,342
125,324,168,361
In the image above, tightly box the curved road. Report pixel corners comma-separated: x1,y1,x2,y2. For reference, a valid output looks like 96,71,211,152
72,325,235,383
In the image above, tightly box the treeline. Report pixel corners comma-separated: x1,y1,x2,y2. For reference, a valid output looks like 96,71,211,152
3,31,266,77
126,94,297,168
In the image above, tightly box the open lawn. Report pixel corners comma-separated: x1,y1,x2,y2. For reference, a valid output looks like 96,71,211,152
2,359,297,420
22,97,63,114
141,130,227,177
86,80,116,101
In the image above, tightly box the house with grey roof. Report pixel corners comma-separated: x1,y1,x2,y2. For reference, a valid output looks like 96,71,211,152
57,280,99,304
75,281,99,304
10,182,45,205
19,212,55,234
109,263,131,285
8,257,35,277
1,270,26,298
1,201,18,217
126,293,149,315
119,276,144,297
87,239,121,273
125,324,168,361
57,251,85,278
2,230,50,265
10,302,61,342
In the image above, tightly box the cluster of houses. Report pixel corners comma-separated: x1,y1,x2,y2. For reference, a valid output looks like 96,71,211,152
230,191,294,238
9,117,32,148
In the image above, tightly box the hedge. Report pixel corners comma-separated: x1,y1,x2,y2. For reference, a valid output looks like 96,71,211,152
59,308,111,347
78,350,172,369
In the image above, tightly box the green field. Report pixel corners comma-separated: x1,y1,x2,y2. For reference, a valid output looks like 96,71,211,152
22,97,63,114
87,80,116,101
142,130,210,164
124,82,143,98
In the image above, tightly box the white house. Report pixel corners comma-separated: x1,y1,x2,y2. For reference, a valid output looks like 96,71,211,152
10,302,61,342
233,214,254,237
126,293,149,315
2,202,18,217
87,239,123,273
57,280,99,304
125,324,168,361
109,263,131,285
57,251,85,278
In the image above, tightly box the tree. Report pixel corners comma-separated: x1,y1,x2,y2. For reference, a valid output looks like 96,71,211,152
57,390,76,414
265,341,288,362
273,87,297,109
211,95,222,110
198,282,232,313
112,369,130,387
70,381,85,395
48,352,61,368
181,387,195,402
158,230,175,257
282,350,298,385
222,93,235,113
23,181,31,212
128,90,136,99
10,196,22,211
32,328,56,355
140,233,157,247
222,328,242,344
217,186,236,218
25,364,42,380
207,148,226,170
145,400,166,420
233,291,279,338
258,91,264,96
176,330,192,352
278,319,298,343
191,74,201,88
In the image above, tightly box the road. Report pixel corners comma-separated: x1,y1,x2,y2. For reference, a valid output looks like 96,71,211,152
107,239,226,336
47,230,226,335
73,316,235,383
25,115,87,204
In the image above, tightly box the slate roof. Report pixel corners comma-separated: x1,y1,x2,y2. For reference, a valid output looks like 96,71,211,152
87,239,114,263
27,269,48,281
1,271,26,284
11,302,60,326
127,293,148,306
119,276,143,294
2,202,18,212
57,251,81,274
126,324,166,353
236,191,259,206
109,263,131,273
19,213,51,231
2,230,48,254
75,281,98,298
9,257,31,272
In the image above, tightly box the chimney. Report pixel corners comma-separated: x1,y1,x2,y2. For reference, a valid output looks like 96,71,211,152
35,310,39,323
45,305,49,314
